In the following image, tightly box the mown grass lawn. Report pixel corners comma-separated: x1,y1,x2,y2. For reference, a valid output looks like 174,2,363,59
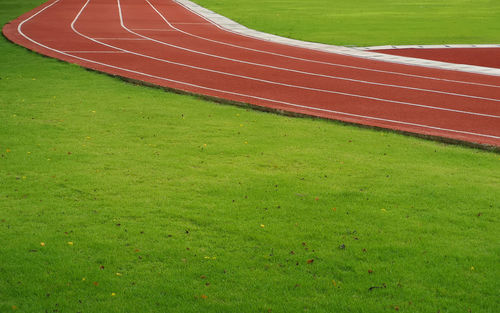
192,0,500,46
1,1,499,312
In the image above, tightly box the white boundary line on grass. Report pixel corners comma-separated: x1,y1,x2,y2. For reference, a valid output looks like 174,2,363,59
174,0,500,77
358,44,500,51
14,0,500,141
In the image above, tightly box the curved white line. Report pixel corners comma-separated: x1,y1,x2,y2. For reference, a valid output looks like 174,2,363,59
174,0,500,88
15,0,500,141
66,0,499,119
359,44,500,51
136,0,500,104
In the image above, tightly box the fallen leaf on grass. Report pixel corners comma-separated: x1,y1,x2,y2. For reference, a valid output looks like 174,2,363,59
67,242,73,245
307,259,314,264
201,294,207,299
40,242,45,247
368,283,386,291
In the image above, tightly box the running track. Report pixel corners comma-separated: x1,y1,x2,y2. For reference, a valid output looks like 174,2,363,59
3,0,500,148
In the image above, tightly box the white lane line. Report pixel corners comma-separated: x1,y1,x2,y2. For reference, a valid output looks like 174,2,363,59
73,0,498,119
131,28,175,31
94,37,148,40
171,22,209,24
358,44,500,50
173,0,500,88
62,50,127,53
16,0,500,141
140,0,500,104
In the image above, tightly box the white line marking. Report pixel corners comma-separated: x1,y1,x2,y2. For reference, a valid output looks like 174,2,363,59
138,0,500,104
358,44,500,51
61,50,127,53
93,37,148,40
131,28,175,31
172,22,209,24
15,0,500,141
174,0,500,87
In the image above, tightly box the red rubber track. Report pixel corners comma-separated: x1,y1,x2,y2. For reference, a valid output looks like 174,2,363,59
3,0,500,147
376,48,500,70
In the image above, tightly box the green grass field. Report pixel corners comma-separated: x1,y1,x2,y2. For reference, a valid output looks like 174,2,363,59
1,0,500,312
193,0,500,46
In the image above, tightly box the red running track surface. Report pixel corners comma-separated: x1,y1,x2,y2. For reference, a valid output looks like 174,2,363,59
376,48,500,70
3,0,500,148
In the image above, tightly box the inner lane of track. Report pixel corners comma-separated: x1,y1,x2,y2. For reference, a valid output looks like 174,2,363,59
6,0,500,146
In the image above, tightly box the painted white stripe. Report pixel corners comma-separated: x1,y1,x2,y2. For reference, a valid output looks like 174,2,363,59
174,0,500,79
62,50,126,53
139,0,500,104
172,22,209,24
94,37,148,40
16,0,500,141
131,28,175,31
359,44,500,51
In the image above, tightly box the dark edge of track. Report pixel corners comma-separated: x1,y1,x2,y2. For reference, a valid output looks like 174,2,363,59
2,27,499,153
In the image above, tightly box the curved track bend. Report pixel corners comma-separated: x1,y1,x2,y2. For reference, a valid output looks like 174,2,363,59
3,0,500,147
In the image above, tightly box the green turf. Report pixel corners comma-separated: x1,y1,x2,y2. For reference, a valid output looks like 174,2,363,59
1,1,500,312
192,0,500,46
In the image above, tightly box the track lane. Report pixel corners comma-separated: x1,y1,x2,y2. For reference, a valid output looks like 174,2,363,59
3,0,500,147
